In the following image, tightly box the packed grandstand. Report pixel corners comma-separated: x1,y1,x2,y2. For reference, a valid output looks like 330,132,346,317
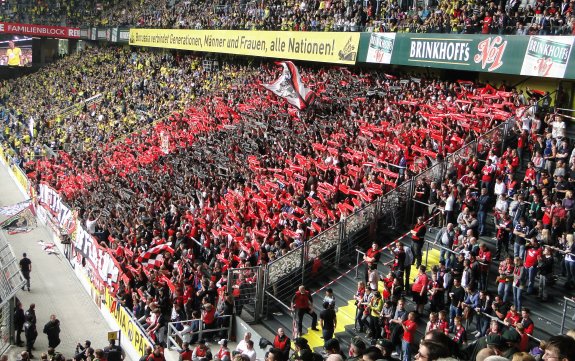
1,1,575,361
3,0,575,34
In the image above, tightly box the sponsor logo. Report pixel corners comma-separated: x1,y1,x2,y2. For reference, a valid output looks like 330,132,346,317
119,30,130,41
521,36,573,77
338,36,357,62
473,36,507,72
409,40,471,63
367,33,396,64
527,37,570,64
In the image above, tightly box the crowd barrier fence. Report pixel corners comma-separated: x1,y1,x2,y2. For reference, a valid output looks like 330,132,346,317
166,315,233,351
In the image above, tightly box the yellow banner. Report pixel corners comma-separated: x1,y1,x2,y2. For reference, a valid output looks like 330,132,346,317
11,165,28,193
129,29,359,64
105,288,152,356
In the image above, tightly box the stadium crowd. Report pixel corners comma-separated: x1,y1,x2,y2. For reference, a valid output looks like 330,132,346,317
341,78,575,361
3,0,575,34
0,45,530,349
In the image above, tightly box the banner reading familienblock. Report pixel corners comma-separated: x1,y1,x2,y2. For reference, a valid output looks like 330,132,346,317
129,29,359,64
0,22,79,38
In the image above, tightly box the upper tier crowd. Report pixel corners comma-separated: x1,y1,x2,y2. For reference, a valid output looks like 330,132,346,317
3,0,575,35
0,45,531,347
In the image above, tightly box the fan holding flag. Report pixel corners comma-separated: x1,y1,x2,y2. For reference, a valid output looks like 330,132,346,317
137,243,175,269
263,61,315,110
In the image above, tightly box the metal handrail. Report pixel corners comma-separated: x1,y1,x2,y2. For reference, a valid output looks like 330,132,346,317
560,296,575,334
265,290,293,313
480,311,543,344
167,314,233,350
52,93,103,117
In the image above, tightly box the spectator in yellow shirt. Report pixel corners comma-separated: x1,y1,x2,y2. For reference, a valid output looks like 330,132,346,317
7,41,22,66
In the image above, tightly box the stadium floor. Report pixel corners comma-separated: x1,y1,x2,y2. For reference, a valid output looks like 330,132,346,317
0,162,124,360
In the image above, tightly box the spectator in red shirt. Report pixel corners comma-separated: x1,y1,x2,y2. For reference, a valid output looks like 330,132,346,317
482,12,494,34
291,285,318,335
401,312,417,361
520,308,535,335
477,243,492,291
481,159,496,190
504,305,521,327
364,242,381,283
412,265,429,315
411,217,427,268
524,238,542,294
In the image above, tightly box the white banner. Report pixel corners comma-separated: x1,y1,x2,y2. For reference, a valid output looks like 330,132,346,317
37,183,76,234
73,221,120,291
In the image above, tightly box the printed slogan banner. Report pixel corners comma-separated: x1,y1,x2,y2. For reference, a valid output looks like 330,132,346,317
129,29,360,64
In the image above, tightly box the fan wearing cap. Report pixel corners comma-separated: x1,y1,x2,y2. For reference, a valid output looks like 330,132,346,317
485,333,505,354
216,339,231,361
375,339,400,361
500,329,521,359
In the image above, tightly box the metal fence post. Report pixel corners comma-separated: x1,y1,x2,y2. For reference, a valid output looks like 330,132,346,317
406,180,415,226
335,238,342,266
355,250,361,279
561,298,568,334
424,241,431,268
500,122,508,151
254,266,263,323
340,217,347,244
301,242,307,286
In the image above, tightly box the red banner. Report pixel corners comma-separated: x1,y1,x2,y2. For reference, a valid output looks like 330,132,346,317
0,22,80,39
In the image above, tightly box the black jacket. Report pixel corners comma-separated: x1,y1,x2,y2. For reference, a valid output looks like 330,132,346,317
43,320,60,340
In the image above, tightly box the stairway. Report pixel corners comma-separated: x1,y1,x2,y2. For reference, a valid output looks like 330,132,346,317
260,220,575,355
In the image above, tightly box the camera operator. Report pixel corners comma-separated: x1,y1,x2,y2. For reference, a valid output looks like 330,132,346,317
74,340,91,361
